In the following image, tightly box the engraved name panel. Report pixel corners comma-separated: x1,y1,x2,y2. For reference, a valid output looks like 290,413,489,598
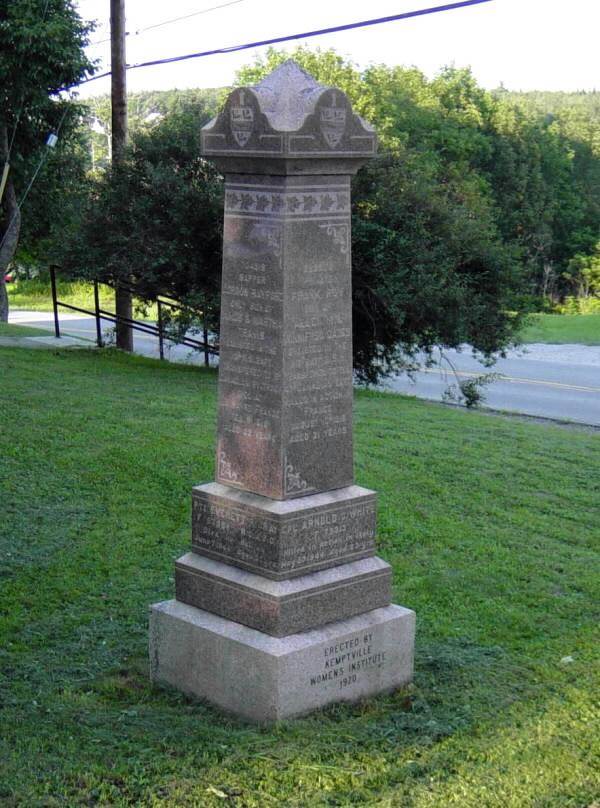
283,176,354,496
217,178,285,497
191,490,377,579
217,174,354,500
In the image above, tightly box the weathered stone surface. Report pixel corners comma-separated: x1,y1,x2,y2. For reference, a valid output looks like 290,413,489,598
175,553,391,637
150,62,415,723
201,60,376,175
191,482,377,579
216,172,354,499
149,600,415,723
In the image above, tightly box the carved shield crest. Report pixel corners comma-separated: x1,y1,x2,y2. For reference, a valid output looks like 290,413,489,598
320,92,346,149
230,90,254,148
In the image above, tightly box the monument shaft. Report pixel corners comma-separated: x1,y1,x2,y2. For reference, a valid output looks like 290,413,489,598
218,174,353,499
150,62,415,722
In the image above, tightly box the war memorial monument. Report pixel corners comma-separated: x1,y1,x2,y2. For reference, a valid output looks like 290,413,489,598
149,61,416,722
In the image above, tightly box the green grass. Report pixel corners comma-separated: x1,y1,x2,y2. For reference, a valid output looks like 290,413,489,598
520,312,600,345
0,348,598,807
7,278,159,320
0,321,54,337
7,278,115,312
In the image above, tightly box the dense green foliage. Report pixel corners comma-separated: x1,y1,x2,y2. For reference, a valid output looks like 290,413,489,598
1,347,598,805
239,51,600,305
60,98,223,334
0,0,94,319
58,49,600,379
85,88,220,171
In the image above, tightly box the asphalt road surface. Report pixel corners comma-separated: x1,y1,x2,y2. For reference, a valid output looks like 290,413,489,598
10,310,218,366
382,346,600,426
10,311,600,426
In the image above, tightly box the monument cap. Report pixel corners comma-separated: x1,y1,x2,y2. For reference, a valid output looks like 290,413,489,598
201,60,377,175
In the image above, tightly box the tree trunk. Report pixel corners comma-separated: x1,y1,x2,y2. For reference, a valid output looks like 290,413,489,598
0,122,20,322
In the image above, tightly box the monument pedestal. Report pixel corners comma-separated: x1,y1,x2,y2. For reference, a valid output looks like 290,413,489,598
150,601,415,723
174,552,392,637
191,482,378,580
149,61,415,722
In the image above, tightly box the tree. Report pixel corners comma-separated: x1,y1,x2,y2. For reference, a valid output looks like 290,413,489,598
61,48,600,382
564,241,600,300
0,0,94,320
60,100,223,332
237,49,527,381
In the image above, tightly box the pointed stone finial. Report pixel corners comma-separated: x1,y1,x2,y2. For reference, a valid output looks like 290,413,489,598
201,60,376,174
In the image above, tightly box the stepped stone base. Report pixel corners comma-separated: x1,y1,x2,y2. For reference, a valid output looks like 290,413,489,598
175,553,392,637
149,600,415,723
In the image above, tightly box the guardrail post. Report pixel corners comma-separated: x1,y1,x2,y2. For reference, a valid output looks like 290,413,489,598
94,280,104,347
49,267,60,339
157,299,164,360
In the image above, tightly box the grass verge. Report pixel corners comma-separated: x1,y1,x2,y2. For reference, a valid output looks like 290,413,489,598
7,278,158,319
0,348,598,807
0,322,54,337
520,312,600,344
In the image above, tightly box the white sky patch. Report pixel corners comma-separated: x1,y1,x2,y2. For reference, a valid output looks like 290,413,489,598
73,0,599,97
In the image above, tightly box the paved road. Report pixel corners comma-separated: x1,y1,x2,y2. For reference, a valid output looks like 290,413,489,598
9,310,218,366
10,311,600,426
383,346,600,426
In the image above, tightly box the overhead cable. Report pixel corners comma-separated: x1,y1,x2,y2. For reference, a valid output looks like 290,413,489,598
90,0,246,46
67,0,493,90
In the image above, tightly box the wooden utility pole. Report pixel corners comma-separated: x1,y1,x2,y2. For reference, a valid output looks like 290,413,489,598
110,0,133,351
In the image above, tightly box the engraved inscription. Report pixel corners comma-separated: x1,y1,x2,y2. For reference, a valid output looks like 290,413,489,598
192,498,280,569
191,494,376,577
217,208,284,494
309,631,386,688
283,207,353,489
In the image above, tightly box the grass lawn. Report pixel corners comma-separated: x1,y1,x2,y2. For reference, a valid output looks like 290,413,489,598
520,312,600,345
0,348,598,807
7,278,158,319
7,278,114,312
0,321,54,337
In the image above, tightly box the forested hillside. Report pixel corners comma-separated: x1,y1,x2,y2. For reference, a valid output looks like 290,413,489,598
505,89,600,120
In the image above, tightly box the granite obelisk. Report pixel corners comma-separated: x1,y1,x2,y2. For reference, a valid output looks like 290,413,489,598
149,61,415,722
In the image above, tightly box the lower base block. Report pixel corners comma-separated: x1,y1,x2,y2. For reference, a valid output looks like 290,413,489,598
149,600,415,723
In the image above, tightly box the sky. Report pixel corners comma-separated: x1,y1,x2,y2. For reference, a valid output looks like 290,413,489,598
73,0,600,98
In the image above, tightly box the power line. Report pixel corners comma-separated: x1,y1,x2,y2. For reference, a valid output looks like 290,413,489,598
68,0,493,89
90,0,246,45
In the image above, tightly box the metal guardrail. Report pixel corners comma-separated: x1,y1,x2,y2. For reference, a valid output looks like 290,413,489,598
49,267,217,367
